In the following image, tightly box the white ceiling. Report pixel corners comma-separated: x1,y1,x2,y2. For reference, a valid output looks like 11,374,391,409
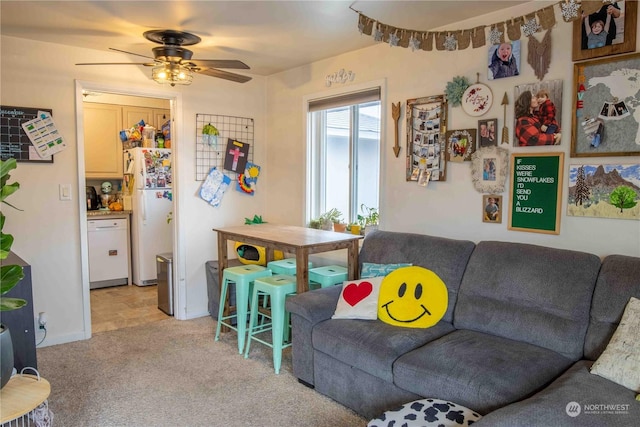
0,1,530,78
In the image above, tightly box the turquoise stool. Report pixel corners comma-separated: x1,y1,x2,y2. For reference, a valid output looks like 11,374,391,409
309,265,348,289
244,274,297,374
214,264,272,354
267,258,313,276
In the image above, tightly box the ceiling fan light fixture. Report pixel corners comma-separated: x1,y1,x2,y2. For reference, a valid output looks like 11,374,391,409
152,64,193,86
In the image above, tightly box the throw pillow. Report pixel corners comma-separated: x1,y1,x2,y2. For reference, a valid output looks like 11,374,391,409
361,262,412,278
367,398,481,427
332,277,384,320
590,296,640,392
378,266,448,328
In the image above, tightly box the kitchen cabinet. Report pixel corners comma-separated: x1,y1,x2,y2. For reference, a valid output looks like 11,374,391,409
84,104,123,179
84,104,170,179
123,106,169,129
153,109,170,129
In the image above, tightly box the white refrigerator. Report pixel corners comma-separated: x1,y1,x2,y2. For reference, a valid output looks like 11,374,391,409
124,147,173,286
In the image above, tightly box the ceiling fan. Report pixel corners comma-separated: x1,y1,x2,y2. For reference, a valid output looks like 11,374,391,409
76,29,251,85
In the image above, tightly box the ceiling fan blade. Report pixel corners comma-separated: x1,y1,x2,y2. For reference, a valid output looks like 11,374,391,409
188,59,250,70
109,47,157,60
195,68,252,84
76,62,157,67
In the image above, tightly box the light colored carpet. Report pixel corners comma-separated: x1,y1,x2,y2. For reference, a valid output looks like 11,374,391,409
36,316,367,427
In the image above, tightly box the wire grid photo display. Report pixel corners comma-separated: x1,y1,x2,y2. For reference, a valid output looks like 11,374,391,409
195,114,254,181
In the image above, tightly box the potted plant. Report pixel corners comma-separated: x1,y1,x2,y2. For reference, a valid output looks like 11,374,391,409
0,158,26,389
347,222,361,235
358,204,379,235
318,208,342,231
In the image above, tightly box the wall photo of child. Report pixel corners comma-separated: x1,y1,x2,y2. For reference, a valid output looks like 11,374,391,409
581,1,623,50
513,79,563,147
483,195,502,223
488,41,521,80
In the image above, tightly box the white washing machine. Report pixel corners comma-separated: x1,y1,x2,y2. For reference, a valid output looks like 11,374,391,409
88,218,129,289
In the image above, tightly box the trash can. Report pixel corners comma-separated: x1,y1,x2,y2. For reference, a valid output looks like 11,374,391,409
157,253,173,316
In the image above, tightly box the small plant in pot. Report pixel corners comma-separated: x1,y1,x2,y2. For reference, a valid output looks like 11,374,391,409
0,159,26,389
318,208,342,231
358,204,379,236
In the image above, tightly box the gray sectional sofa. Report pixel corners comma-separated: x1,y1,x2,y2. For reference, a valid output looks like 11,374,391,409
285,230,640,426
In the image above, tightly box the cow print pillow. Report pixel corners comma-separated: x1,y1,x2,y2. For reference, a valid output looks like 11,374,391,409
367,398,481,427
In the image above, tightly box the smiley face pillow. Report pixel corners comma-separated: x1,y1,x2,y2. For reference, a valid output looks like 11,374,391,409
378,266,448,328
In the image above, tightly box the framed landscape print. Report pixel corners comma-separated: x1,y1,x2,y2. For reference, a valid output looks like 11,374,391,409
571,53,640,157
572,0,637,62
567,163,640,220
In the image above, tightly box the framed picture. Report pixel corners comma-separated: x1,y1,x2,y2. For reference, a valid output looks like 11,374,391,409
571,53,640,157
406,94,448,182
445,129,476,162
488,41,521,80
572,0,637,62
509,152,564,235
513,79,563,147
482,194,503,223
567,163,640,220
461,83,493,117
470,146,509,194
478,118,498,148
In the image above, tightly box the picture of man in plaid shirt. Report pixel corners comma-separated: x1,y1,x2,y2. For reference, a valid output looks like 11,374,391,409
514,91,561,147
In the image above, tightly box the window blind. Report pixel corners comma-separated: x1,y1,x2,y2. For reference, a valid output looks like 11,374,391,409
308,87,380,112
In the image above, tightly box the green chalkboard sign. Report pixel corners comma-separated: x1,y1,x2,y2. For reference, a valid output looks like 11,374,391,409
509,153,564,234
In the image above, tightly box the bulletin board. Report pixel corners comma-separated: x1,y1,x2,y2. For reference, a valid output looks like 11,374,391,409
1,105,54,163
195,114,254,181
509,152,564,234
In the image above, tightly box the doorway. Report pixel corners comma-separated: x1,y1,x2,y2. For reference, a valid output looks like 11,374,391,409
75,81,183,339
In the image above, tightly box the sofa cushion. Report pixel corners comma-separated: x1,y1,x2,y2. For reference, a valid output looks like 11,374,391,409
359,231,475,323
368,398,482,427
454,241,601,360
361,262,412,278
590,296,640,392
474,360,640,427
332,277,384,320
313,318,455,383
393,329,574,414
378,266,448,329
584,254,640,361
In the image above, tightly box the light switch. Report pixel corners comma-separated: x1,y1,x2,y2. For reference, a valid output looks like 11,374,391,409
59,184,72,201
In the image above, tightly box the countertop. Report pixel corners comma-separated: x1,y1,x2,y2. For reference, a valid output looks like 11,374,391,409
87,210,132,218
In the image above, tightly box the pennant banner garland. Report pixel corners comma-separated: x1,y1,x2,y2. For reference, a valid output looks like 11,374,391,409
352,0,584,52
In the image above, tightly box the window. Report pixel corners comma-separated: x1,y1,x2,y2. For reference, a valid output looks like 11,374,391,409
307,87,381,224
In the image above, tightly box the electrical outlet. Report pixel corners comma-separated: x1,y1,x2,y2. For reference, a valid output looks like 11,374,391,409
38,311,47,329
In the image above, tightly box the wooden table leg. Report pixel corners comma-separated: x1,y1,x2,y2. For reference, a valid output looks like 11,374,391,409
347,240,359,280
295,249,310,294
217,232,230,333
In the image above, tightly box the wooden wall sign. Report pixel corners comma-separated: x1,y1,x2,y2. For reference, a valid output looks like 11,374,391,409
509,152,564,234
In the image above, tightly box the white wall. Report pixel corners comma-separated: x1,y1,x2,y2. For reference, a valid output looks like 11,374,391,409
1,36,267,345
2,2,639,347
264,2,640,258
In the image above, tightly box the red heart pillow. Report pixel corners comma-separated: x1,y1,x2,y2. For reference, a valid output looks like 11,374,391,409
332,277,383,320
343,281,373,306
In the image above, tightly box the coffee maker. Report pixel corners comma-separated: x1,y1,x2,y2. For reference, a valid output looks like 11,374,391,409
86,186,100,210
